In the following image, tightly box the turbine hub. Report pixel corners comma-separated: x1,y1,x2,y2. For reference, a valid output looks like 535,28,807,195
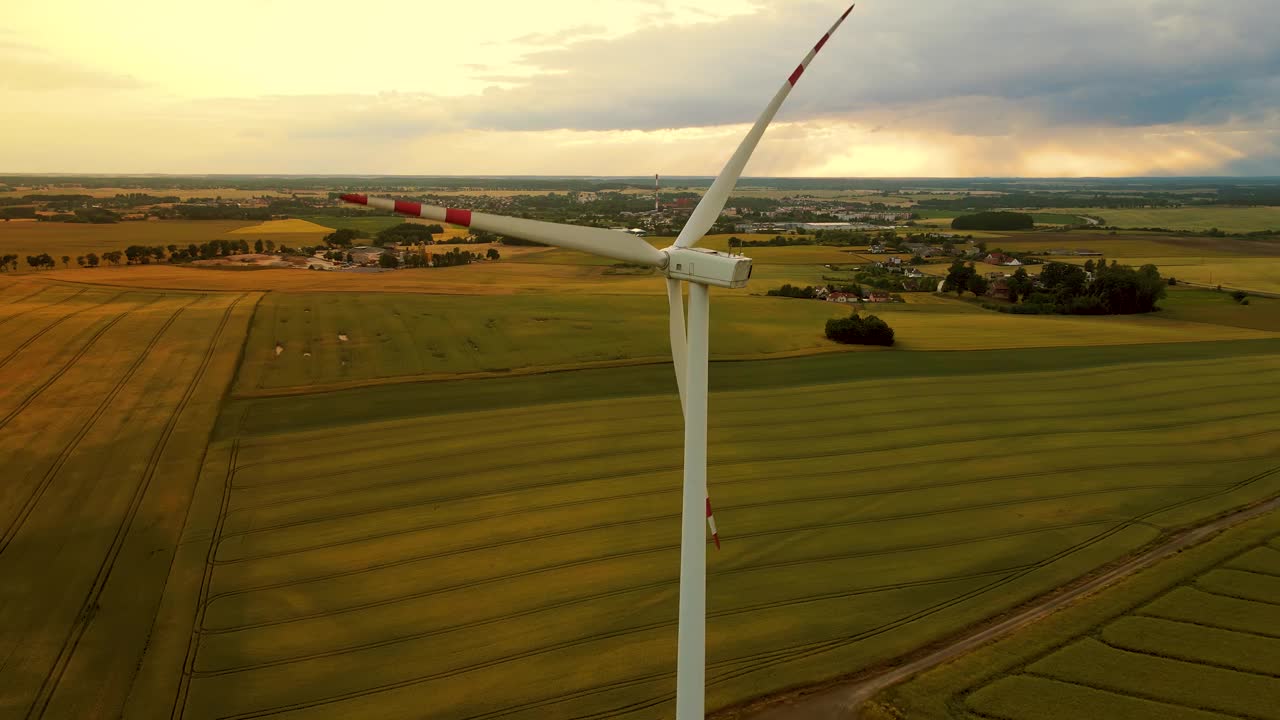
662,247,752,289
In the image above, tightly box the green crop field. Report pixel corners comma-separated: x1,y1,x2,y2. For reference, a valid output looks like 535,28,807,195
868,503,1280,720
4,213,1280,720
232,291,1277,394
1061,206,1280,233
159,343,1280,720
0,279,259,719
1031,213,1089,225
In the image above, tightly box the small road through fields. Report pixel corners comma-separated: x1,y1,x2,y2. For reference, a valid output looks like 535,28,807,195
723,492,1280,720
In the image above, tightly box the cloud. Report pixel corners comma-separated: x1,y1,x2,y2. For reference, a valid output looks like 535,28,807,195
451,0,1280,134
0,41,141,91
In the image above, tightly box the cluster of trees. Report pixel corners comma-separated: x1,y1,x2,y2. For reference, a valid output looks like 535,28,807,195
0,254,20,271
951,212,1034,231
729,235,813,248
946,258,1167,315
825,312,895,346
24,253,58,269
943,261,1017,299
1033,261,1166,314
766,284,823,299
375,222,442,246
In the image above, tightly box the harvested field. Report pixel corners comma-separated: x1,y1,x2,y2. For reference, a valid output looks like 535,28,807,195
0,220,259,273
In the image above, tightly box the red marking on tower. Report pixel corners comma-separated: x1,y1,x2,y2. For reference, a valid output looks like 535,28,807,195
445,208,472,227
788,63,806,86
393,200,422,216
340,194,368,205
706,497,720,550
815,33,830,52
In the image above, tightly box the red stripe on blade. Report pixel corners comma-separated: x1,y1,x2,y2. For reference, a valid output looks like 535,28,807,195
706,499,713,517
340,194,368,205
445,208,472,227
788,63,806,86
393,200,422,216
842,4,854,20
712,533,721,550
814,33,830,52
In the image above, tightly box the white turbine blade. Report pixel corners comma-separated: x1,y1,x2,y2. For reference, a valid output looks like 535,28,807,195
666,278,688,414
674,3,856,249
341,194,666,267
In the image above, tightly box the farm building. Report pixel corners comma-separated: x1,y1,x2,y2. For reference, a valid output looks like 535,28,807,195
827,291,859,303
986,279,1013,301
984,253,1022,266
349,246,387,265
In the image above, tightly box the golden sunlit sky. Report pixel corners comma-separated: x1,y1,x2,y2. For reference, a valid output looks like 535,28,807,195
2,0,1277,176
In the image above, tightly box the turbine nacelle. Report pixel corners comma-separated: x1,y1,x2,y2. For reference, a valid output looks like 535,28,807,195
662,247,752,289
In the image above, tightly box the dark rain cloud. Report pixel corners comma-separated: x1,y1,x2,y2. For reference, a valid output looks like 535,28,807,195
454,0,1280,134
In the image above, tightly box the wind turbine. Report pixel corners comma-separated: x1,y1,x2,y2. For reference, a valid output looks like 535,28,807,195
340,5,855,716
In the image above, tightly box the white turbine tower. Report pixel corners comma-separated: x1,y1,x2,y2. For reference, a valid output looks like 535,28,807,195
341,6,854,716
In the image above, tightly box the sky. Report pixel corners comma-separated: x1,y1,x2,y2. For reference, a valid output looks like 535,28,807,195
2,0,1277,177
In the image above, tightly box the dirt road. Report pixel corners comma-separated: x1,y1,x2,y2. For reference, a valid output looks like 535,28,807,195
728,494,1280,720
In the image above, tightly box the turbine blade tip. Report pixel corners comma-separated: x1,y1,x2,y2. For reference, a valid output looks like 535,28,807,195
340,193,368,205
713,534,721,550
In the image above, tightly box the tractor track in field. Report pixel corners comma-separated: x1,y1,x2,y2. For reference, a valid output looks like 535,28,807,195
230,365,1280,477
226,357,1279,462
226,368,1280,491
205,467,1273,624
226,397,1280,533
0,303,134,434
211,564,1034,720
210,466,1280,720
174,427,243,720
0,287,88,331
0,293,175,556
714,473,1280,720
0,290,125,371
196,564,1039,677
226,359,1255,460
0,284,48,305
0,286,85,330
25,294,244,720
224,400,1280,526
215,427,1280,565
0,286,57,322
230,374,1280,496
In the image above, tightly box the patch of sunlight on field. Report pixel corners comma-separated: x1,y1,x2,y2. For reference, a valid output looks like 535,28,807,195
227,218,334,235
